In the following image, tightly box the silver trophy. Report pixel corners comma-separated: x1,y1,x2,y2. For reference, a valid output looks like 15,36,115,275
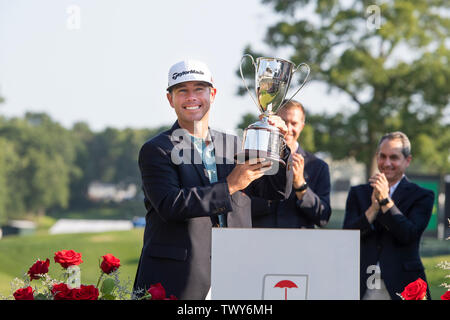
236,55,310,165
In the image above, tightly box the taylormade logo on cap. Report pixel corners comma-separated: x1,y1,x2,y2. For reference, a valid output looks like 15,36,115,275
172,69,204,80
167,60,213,90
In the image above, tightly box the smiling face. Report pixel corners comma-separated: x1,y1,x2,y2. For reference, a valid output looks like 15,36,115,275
376,138,412,185
166,81,216,133
277,106,305,150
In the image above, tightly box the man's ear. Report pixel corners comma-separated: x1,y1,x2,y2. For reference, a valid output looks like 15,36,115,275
209,87,217,103
167,92,174,108
405,155,412,167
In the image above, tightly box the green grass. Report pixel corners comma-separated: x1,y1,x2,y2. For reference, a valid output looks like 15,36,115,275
422,255,449,300
0,227,448,300
0,229,144,299
48,201,145,220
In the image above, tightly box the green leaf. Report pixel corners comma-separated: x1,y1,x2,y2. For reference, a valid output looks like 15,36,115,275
100,293,116,300
34,293,49,300
101,278,116,294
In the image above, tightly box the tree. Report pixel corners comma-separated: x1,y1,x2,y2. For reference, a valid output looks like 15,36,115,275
236,112,259,132
0,137,22,224
0,106,173,218
68,121,94,207
68,122,170,208
0,113,79,217
239,0,450,176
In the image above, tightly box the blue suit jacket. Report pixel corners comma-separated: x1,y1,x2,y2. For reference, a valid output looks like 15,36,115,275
133,121,293,299
251,145,331,228
343,177,434,299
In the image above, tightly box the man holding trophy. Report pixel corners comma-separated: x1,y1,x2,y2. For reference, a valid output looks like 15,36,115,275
133,58,300,299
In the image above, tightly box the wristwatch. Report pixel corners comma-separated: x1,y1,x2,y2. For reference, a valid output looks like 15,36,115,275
378,197,391,206
294,182,308,192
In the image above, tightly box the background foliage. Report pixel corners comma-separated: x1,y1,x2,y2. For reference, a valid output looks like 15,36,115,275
238,0,450,177
0,110,169,224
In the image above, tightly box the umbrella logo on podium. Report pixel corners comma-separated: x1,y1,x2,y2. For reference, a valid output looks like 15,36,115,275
274,280,298,300
262,274,308,300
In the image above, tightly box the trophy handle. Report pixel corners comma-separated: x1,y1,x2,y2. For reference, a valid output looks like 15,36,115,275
240,54,259,109
281,63,311,109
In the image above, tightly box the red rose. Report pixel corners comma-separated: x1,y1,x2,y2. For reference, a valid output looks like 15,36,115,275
441,290,450,300
147,283,166,300
71,285,99,300
13,286,34,300
27,258,50,280
400,278,427,300
100,253,121,274
52,283,73,300
54,250,83,269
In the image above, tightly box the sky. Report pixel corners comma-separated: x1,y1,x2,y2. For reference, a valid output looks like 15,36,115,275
0,0,353,133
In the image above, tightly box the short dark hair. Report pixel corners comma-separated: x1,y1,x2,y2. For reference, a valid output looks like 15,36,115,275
377,131,411,158
277,99,306,123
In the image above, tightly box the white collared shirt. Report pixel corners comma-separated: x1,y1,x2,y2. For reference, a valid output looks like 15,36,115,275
389,175,404,198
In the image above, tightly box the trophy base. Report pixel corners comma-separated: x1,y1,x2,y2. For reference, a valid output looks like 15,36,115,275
235,149,286,166
236,120,286,168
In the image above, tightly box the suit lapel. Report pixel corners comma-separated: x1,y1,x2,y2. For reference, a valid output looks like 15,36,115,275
169,121,210,186
391,176,410,208
170,125,236,185
211,129,234,180
193,163,210,186
191,144,210,186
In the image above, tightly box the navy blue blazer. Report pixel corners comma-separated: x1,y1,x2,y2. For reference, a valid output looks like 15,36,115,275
343,177,434,299
251,145,331,228
133,121,293,299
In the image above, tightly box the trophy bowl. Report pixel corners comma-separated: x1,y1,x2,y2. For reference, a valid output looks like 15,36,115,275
236,55,310,166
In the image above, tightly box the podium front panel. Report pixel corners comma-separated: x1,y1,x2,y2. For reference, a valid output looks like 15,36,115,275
211,228,359,300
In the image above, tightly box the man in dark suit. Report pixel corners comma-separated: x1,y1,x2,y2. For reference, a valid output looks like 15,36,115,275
252,100,331,228
343,131,434,300
133,59,293,299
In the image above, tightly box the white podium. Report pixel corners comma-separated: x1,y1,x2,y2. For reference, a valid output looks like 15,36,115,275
211,228,360,300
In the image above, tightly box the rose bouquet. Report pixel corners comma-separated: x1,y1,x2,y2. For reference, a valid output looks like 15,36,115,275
397,220,450,301
436,218,450,300
397,277,450,300
137,282,178,300
397,278,428,300
8,249,176,300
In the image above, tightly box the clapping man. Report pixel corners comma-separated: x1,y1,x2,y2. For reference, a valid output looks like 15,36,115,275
343,132,434,299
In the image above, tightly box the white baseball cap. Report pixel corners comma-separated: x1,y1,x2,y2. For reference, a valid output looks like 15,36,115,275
167,59,214,91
